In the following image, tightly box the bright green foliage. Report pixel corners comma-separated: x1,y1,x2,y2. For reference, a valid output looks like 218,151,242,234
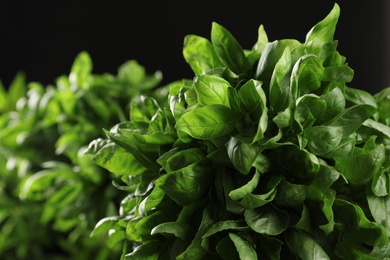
0,52,164,259
88,3,390,259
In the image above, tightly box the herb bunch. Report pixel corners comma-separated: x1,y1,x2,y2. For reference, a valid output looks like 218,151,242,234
86,3,389,259
0,52,164,259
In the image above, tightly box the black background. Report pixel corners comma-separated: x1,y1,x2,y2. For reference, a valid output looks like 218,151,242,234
1,1,388,94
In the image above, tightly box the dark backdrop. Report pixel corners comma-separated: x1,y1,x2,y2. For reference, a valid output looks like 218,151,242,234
1,1,389,94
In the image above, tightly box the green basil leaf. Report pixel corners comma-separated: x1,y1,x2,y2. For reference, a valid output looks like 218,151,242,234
318,189,337,235
44,182,82,212
307,163,340,202
226,136,261,175
176,104,238,139
319,86,345,123
103,129,158,169
55,88,77,117
227,86,240,114
238,79,267,120
290,54,324,97
236,79,269,143
371,170,389,197
211,22,250,75
91,142,146,176
320,40,343,67
20,167,72,200
106,229,126,249
334,199,388,247
151,221,191,240
269,46,292,112
294,94,326,129
183,34,223,76
216,236,239,260
136,211,171,239
157,147,204,173
177,206,214,260
143,185,165,213
367,190,390,237
305,3,340,54
229,171,260,200
194,74,231,107
273,180,307,208
130,95,160,123
345,87,378,108
256,39,301,87
127,130,175,146
374,87,390,123
244,205,289,235
8,71,27,111
322,65,354,83
236,188,277,209
230,169,281,209
303,125,344,155
254,24,269,55
125,240,166,260
335,144,385,185
69,51,92,89
202,220,248,239
229,233,258,260
155,158,213,206
369,242,390,259
273,104,294,129
362,119,390,139
286,228,330,260
90,216,123,237
117,60,146,86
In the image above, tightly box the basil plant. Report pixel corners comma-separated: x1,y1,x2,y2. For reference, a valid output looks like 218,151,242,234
88,3,390,259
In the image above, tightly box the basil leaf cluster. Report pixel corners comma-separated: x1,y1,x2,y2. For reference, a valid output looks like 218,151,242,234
0,53,163,259
88,3,390,259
